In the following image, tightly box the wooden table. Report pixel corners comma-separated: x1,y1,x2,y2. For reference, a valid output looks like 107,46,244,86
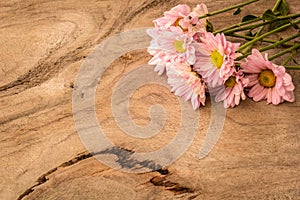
1,0,299,199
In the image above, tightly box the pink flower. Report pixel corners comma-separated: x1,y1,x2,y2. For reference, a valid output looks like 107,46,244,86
148,51,170,75
241,49,295,105
193,32,240,87
166,61,206,110
147,27,199,74
154,4,191,30
153,4,208,35
212,70,249,108
185,4,208,35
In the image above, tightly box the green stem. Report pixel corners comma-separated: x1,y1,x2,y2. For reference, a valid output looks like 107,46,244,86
239,0,282,54
241,27,264,54
281,53,295,66
215,0,282,34
228,33,293,46
259,32,300,52
237,19,300,51
214,17,262,34
223,13,300,34
198,0,259,19
285,65,300,70
268,43,300,60
236,33,300,61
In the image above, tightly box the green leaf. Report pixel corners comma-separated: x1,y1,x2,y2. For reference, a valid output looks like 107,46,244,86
206,20,214,32
262,9,276,21
268,19,289,31
242,15,258,22
277,0,289,16
233,8,241,15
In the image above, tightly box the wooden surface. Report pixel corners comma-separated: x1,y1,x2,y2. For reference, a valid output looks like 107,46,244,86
1,0,300,199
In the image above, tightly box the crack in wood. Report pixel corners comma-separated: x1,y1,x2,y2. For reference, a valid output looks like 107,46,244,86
17,146,169,199
17,152,93,200
98,146,167,172
150,176,194,195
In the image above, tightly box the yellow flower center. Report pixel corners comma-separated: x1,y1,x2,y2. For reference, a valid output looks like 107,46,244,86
174,40,186,53
210,50,224,69
225,76,236,88
258,70,276,88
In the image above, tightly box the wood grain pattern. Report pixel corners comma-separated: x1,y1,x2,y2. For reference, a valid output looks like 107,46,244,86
1,0,300,199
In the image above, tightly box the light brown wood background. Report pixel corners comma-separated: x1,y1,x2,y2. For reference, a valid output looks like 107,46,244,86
1,0,300,199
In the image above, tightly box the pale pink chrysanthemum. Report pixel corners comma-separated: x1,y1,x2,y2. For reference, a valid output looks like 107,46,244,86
193,32,240,87
147,27,198,74
166,61,206,110
212,70,249,108
148,51,172,75
182,4,208,36
154,4,191,30
241,49,295,105
153,4,208,35
147,28,173,75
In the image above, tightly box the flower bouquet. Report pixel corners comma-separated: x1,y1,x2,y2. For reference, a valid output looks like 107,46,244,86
147,0,298,109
